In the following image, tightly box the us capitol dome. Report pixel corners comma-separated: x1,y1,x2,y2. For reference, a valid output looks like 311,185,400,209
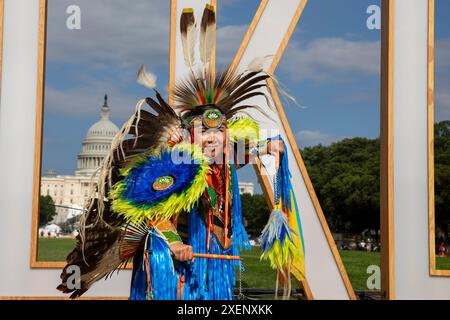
40,95,120,225
75,94,119,176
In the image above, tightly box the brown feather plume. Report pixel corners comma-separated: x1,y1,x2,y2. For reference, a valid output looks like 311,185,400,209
56,198,128,299
199,4,215,69
180,8,196,70
173,66,271,120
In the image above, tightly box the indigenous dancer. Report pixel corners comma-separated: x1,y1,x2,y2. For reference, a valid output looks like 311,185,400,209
57,4,305,300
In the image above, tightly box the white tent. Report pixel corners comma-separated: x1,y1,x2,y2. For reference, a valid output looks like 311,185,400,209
39,224,61,238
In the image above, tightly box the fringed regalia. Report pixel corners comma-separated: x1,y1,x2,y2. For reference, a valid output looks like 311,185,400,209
57,3,305,300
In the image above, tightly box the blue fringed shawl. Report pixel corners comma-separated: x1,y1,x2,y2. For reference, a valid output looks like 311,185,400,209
130,230,179,300
129,164,250,300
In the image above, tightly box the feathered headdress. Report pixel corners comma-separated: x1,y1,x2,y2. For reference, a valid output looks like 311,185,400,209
176,4,274,131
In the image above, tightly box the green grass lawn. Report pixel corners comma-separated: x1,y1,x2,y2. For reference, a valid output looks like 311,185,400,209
436,256,450,270
240,247,280,288
38,238,380,291
38,238,76,261
339,250,380,291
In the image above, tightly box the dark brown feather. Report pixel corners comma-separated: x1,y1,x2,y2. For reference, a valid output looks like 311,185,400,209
180,8,196,69
56,199,127,299
199,4,215,65
173,64,270,120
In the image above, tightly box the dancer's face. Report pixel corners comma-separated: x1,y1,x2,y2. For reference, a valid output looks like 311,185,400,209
193,121,226,162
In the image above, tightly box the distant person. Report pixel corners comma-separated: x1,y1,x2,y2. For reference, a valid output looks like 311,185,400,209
439,242,446,257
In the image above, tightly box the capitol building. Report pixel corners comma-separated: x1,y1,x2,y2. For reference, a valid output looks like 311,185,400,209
40,95,119,224
40,96,254,225
75,95,119,176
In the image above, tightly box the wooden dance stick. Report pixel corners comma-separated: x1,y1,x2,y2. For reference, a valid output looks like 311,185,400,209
193,253,240,261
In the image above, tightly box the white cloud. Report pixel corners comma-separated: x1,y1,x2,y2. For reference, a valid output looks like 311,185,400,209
47,1,250,73
280,37,380,83
46,0,170,71
45,79,139,121
43,1,255,126
296,130,341,148
436,38,450,68
43,0,172,122
435,38,450,122
216,24,249,67
435,92,450,122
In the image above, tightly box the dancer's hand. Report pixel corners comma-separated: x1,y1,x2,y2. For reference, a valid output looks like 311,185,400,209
169,242,194,262
267,140,284,169
168,125,185,146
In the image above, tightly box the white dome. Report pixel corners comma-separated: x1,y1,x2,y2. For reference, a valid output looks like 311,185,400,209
75,95,119,176
85,96,119,139
86,119,119,139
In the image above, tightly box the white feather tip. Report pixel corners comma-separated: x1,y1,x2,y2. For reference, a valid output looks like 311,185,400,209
137,65,157,89
247,55,274,72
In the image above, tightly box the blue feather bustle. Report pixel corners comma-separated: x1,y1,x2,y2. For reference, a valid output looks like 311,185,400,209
122,148,200,206
130,165,250,300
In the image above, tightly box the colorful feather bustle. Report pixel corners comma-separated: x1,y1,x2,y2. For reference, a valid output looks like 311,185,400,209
110,143,210,224
173,68,270,120
259,137,305,299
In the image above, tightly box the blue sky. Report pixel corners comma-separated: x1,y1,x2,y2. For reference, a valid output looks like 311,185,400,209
42,0,386,194
278,0,381,148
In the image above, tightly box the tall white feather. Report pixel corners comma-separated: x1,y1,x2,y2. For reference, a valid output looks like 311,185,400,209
199,4,215,67
180,9,197,69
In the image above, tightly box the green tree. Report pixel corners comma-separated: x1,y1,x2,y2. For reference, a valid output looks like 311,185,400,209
301,137,380,234
241,193,271,238
39,195,57,226
434,120,450,244
241,137,381,236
